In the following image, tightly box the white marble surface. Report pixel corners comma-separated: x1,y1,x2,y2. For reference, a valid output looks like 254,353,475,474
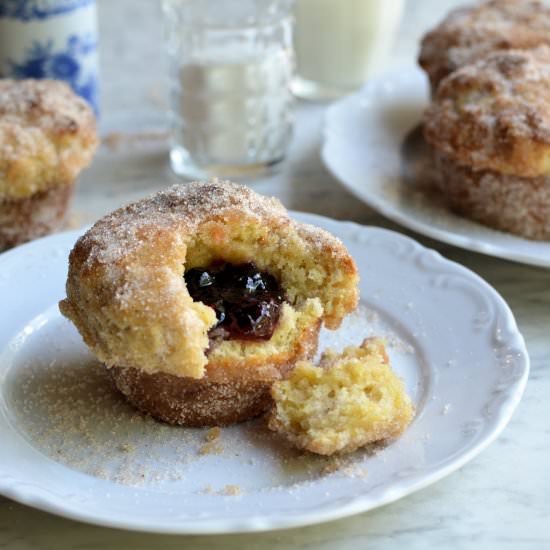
1,0,549,548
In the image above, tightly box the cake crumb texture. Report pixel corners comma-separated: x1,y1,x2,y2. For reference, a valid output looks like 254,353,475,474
269,338,414,455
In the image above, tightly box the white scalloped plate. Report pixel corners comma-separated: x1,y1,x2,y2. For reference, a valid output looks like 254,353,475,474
322,67,550,268
0,212,528,534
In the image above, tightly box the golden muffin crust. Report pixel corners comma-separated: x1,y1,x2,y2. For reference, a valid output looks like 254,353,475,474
60,180,359,381
423,47,550,178
0,79,98,199
419,0,550,92
108,301,323,427
0,184,73,250
432,150,550,240
268,339,414,455
110,367,274,427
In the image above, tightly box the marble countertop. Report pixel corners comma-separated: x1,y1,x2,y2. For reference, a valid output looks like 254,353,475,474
1,1,549,548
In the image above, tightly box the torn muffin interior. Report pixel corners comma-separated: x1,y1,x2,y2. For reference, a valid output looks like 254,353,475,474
185,216,358,331
182,254,325,383
173,214,357,380
268,338,415,455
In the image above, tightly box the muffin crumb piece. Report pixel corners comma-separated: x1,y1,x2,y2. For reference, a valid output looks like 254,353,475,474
269,338,414,455
206,427,221,441
222,484,242,496
119,442,135,453
199,427,224,455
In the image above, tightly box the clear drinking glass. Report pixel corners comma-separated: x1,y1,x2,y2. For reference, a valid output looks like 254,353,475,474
161,0,295,180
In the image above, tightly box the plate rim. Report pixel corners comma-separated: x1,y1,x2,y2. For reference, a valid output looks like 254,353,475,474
0,214,530,534
321,66,550,269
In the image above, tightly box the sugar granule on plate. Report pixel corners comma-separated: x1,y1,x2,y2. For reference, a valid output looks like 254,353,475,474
199,426,224,455
206,427,221,441
222,484,242,496
199,441,223,456
13,359,205,486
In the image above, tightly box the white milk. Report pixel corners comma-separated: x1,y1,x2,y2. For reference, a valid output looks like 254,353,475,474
174,51,293,168
293,0,405,98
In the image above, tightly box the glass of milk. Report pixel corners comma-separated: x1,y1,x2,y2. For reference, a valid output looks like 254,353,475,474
292,0,405,100
161,0,295,180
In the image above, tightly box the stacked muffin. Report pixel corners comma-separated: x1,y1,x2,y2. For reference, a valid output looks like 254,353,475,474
0,80,97,251
419,0,550,240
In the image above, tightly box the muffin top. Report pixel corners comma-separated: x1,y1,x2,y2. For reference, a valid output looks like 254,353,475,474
419,0,550,91
423,47,550,178
0,79,98,199
60,180,359,379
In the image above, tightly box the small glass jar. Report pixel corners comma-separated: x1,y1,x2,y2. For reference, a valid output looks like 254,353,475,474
161,0,295,180
292,0,405,100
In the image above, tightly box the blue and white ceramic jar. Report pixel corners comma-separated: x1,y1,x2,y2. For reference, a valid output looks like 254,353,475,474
0,0,99,114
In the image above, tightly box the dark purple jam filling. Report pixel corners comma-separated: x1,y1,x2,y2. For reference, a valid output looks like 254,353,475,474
184,262,285,341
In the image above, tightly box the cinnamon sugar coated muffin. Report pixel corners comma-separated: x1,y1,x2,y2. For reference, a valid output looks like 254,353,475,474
0,79,98,250
268,339,414,455
60,180,359,426
423,47,550,239
419,0,550,93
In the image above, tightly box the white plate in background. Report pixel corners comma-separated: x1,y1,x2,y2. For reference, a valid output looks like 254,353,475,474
322,67,550,268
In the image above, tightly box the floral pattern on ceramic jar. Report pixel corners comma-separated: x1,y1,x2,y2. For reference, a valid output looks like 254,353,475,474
0,0,99,114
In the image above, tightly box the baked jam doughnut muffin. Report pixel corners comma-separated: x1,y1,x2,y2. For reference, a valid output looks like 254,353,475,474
419,0,550,93
268,339,414,455
60,180,359,426
423,47,550,240
0,79,98,251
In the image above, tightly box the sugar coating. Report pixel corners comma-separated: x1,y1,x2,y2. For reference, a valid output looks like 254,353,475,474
16,360,197,486
419,0,550,92
0,184,73,251
432,150,550,240
60,179,359,380
424,46,550,179
110,365,276,427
